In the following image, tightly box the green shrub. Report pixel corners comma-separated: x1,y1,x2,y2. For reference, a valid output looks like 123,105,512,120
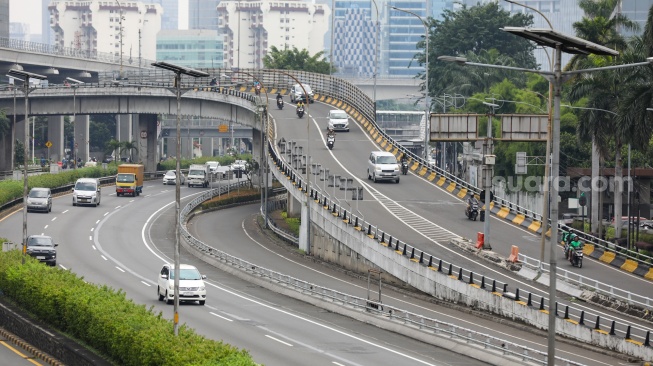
0,251,257,366
0,166,117,207
281,211,300,235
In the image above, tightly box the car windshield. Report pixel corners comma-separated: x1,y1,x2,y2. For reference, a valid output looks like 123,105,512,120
189,169,204,176
29,190,48,198
27,237,54,247
165,171,176,177
75,182,96,191
170,268,202,280
377,156,397,164
331,112,347,119
295,85,312,94
117,173,134,183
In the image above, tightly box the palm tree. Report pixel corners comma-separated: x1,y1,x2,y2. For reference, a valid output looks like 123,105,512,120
565,0,638,72
105,139,122,164
566,0,640,238
120,140,139,163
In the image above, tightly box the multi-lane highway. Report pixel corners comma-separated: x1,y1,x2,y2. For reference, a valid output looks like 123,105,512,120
0,94,649,365
0,182,494,365
266,96,653,339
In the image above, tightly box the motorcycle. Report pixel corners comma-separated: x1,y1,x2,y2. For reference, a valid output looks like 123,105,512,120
465,202,479,221
570,248,583,268
401,160,408,175
326,135,335,150
277,98,284,110
255,84,261,95
297,106,305,118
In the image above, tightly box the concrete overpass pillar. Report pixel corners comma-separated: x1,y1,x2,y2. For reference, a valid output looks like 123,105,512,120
74,115,90,163
116,114,132,158
298,203,311,254
136,114,158,172
201,137,212,157
14,118,25,144
287,193,301,218
47,116,64,162
0,126,12,171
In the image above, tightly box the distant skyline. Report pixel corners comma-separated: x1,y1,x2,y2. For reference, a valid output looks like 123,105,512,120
9,0,189,38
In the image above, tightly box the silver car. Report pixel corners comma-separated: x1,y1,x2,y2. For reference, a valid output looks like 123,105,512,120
162,170,185,185
27,187,52,213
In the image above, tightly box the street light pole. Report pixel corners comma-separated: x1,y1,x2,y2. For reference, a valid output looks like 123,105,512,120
116,0,124,79
482,101,497,250
151,62,208,336
277,71,312,253
391,6,429,160
370,0,379,112
8,69,47,265
227,70,269,225
66,77,83,170
440,27,650,366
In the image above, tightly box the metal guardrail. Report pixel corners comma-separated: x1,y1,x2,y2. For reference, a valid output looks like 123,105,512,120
0,176,116,214
180,182,584,366
0,37,156,67
265,118,653,348
519,253,652,310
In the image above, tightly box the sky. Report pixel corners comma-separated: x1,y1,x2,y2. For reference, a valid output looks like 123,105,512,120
9,0,189,35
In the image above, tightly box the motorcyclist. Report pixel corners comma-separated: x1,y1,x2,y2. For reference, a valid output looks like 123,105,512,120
326,127,335,139
569,236,582,263
400,153,408,165
466,195,479,216
564,233,577,259
296,101,305,113
276,92,283,102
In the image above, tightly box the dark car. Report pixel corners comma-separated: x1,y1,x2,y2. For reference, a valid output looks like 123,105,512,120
27,187,52,213
26,235,58,266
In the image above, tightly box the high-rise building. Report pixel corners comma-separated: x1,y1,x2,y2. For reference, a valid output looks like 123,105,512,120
157,29,224,68
189,0,219,30
0,0,8,39
10,22,30,41
616,0,653,36
217,0,329,69
332,8,375,76
41,0,53,44
149,0,178,30
49,0,162,61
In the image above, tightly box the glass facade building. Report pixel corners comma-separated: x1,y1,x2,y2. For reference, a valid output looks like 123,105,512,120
156,29,224,68
189,0,219,30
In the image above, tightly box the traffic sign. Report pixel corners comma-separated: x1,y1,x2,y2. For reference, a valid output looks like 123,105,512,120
45,141,52,148
218,124,228,133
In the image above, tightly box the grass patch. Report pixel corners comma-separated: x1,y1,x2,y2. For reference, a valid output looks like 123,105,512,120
281,211,300,236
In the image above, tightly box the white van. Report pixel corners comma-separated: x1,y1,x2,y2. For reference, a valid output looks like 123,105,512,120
187,164,209,188
72,178,101,207
367,151,400,183
206,161,220,174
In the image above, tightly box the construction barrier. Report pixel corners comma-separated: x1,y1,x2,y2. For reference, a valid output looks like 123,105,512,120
476,232,484,249
508,245,519,263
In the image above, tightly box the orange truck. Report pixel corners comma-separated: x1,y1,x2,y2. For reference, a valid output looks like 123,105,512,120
116,164,144,197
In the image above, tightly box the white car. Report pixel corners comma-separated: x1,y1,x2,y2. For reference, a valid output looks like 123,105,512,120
162,170,185,185
290,83,314,103
327,109,350,131
157,264,207,305
231,160,247,171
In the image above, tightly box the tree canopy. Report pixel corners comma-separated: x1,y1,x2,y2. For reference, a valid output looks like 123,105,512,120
263,46,334,74
430,2,536,96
